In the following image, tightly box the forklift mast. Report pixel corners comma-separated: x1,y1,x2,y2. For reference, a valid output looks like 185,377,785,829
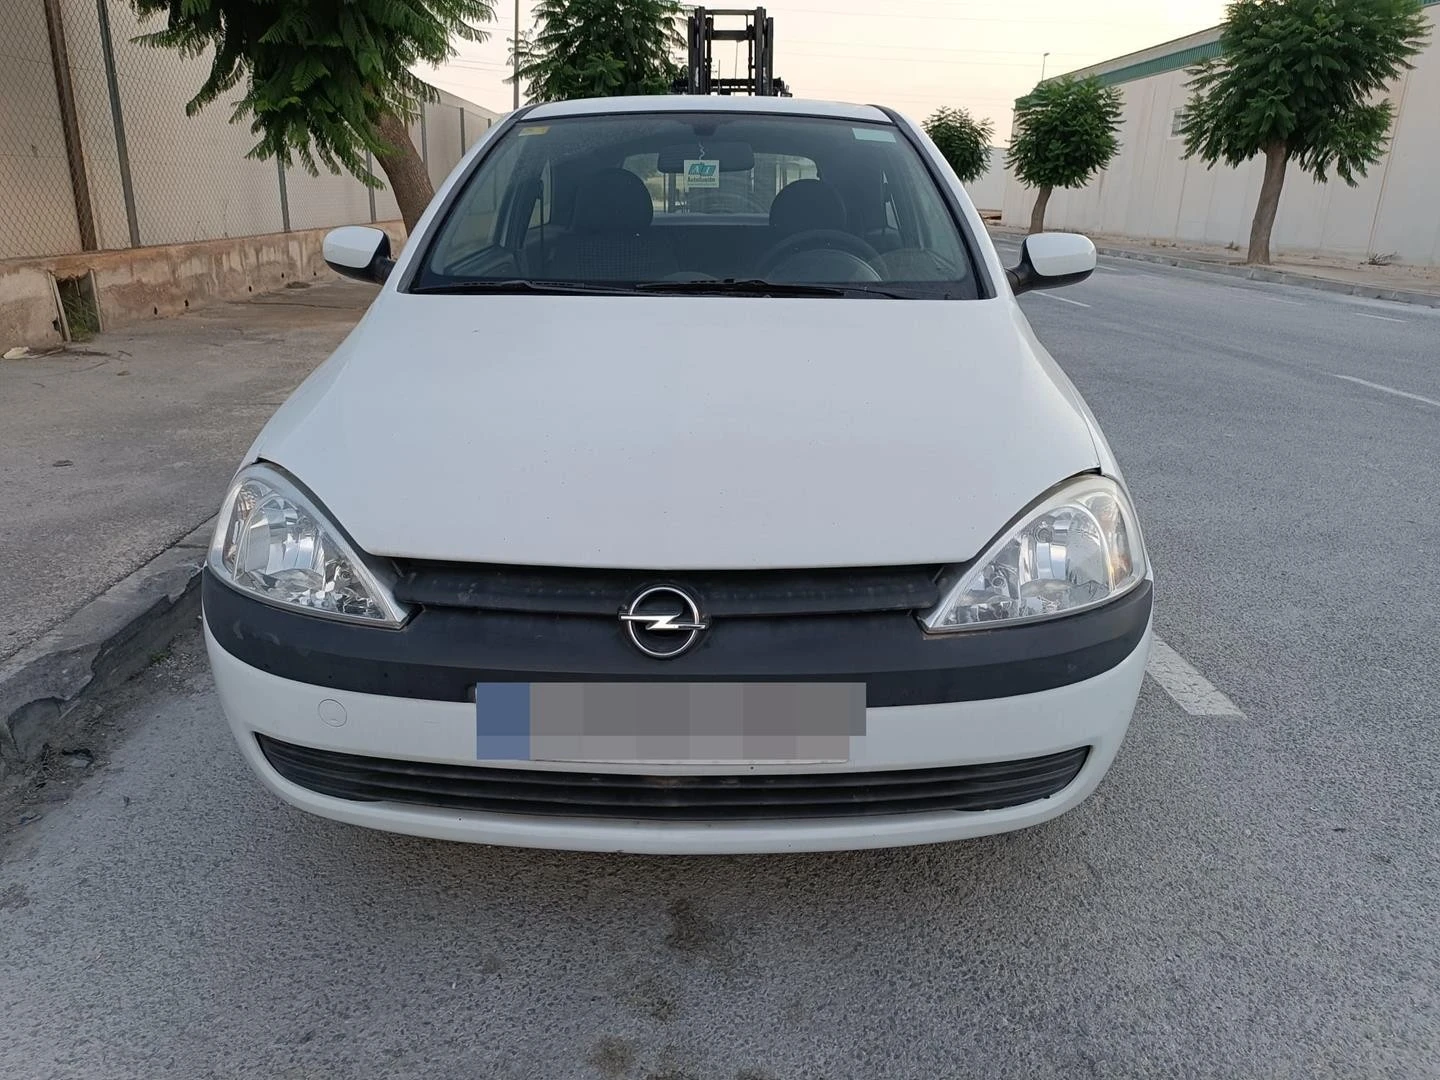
674,6,792,97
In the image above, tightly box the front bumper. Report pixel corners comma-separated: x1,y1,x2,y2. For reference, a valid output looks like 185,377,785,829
203,578,1153,853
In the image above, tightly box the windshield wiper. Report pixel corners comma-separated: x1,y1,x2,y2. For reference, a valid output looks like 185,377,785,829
412,277,908,299
634,278,882,298
409,278,641,296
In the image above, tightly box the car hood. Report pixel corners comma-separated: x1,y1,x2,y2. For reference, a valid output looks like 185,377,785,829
252,294,1100,569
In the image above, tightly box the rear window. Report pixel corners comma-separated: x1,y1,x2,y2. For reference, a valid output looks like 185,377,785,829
414,111,982,299
620,150,819,217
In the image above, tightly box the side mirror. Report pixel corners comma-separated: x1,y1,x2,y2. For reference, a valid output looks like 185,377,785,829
323,226,395,285
1006,233,1096,296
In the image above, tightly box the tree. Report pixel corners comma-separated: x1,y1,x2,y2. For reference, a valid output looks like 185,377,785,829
513,0,682,103
1180,0,1428,265
1006,76,1123,234
923,107,995,185
129,0,495,233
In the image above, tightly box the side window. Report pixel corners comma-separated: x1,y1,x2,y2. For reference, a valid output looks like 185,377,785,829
425,134,525,274
886,156,966,278
451,164,503,250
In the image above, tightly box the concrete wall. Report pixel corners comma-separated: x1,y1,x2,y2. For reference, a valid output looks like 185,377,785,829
1,221,407,348
1000,7,1440,266
964,149,1007,213
0,2,500,346
0,0,499,261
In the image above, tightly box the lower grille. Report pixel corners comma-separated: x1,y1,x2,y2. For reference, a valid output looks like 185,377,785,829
257,736,1089,821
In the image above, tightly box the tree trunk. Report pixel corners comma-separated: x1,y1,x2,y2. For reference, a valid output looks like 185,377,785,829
374,110,435,235
1247,142,1288,266
1028,186,1053,235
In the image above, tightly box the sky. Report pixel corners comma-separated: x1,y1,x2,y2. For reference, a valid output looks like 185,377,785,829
418,0,1230,144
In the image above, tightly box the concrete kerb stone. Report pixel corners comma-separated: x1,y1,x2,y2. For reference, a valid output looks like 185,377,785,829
0,518,215,778
986,226,1440,309
1088,246,1440,307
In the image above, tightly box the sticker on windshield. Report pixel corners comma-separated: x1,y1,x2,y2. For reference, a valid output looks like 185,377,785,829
517,125,549,137
683,159,721,188
852,127,897,143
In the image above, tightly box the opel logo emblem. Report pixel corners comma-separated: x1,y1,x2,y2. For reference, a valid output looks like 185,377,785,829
620,585,709,659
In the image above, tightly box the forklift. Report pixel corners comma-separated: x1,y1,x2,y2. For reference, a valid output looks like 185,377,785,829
673,6,792,97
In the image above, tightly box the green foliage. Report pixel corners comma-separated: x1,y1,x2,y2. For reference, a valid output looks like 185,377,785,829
513,0,683,103
1006,77,1123,191
127,0,494,184
1180,0,1428,184
923,107,995,184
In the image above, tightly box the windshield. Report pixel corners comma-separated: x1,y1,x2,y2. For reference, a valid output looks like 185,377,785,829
412,111,982,299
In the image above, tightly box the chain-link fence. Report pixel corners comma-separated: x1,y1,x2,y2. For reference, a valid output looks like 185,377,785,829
1,2,83,259
1,0,499,261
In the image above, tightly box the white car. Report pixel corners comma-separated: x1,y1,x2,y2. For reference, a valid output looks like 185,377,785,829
203,95,1153,855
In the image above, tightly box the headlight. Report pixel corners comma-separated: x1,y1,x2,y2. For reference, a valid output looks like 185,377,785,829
207,463,410,627
921,475,1146,633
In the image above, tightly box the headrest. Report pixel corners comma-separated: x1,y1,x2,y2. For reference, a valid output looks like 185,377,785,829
768,179,847,235
572,168,654,233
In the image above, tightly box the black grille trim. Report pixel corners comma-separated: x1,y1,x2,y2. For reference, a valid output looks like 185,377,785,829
390,561,944,617
205,571,1154,706
258,736,1090,821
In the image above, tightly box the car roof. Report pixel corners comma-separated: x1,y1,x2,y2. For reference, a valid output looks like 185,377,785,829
523,95,893,124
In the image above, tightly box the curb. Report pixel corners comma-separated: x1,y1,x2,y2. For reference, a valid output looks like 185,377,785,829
0,518,214,778
1092,247,1440,308
987,228,1440,308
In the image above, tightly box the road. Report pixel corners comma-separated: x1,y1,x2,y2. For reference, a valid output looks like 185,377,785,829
3,252,1438,1080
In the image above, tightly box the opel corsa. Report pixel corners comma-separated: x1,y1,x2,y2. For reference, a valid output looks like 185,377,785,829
203,95,1154,854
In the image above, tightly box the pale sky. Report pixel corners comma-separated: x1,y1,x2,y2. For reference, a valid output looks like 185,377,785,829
419,0,1229,143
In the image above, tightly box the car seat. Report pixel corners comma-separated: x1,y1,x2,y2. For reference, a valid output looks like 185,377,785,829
546,168,679,281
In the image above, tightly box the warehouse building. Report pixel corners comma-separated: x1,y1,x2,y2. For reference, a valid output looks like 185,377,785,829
999,0,1440,266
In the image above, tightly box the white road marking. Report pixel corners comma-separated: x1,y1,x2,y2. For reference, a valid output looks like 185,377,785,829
1328,373,1440,409
1354,312,1407,323
1147,637,1245,717
1033,291,1092,308
1260,296,1304,306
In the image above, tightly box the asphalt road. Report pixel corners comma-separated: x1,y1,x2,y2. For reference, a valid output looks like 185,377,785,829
3,253,1438,1079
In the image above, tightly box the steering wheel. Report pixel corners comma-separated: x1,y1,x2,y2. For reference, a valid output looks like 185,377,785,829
756,229,881,280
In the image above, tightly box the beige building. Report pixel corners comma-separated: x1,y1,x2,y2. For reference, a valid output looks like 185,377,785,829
963,149,1008,215
998,0,1440,266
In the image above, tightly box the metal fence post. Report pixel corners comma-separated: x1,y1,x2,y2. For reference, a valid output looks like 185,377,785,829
94,0,140,246
419,108,428,166
459,106,466,154
276,160,291,232
366,150,377,223
42,0,98,250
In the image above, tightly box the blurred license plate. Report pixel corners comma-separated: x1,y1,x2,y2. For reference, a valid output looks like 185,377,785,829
474,682,865,764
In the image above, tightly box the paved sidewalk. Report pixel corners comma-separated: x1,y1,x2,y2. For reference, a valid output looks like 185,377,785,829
989,225,1440,306
0,281,375,664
